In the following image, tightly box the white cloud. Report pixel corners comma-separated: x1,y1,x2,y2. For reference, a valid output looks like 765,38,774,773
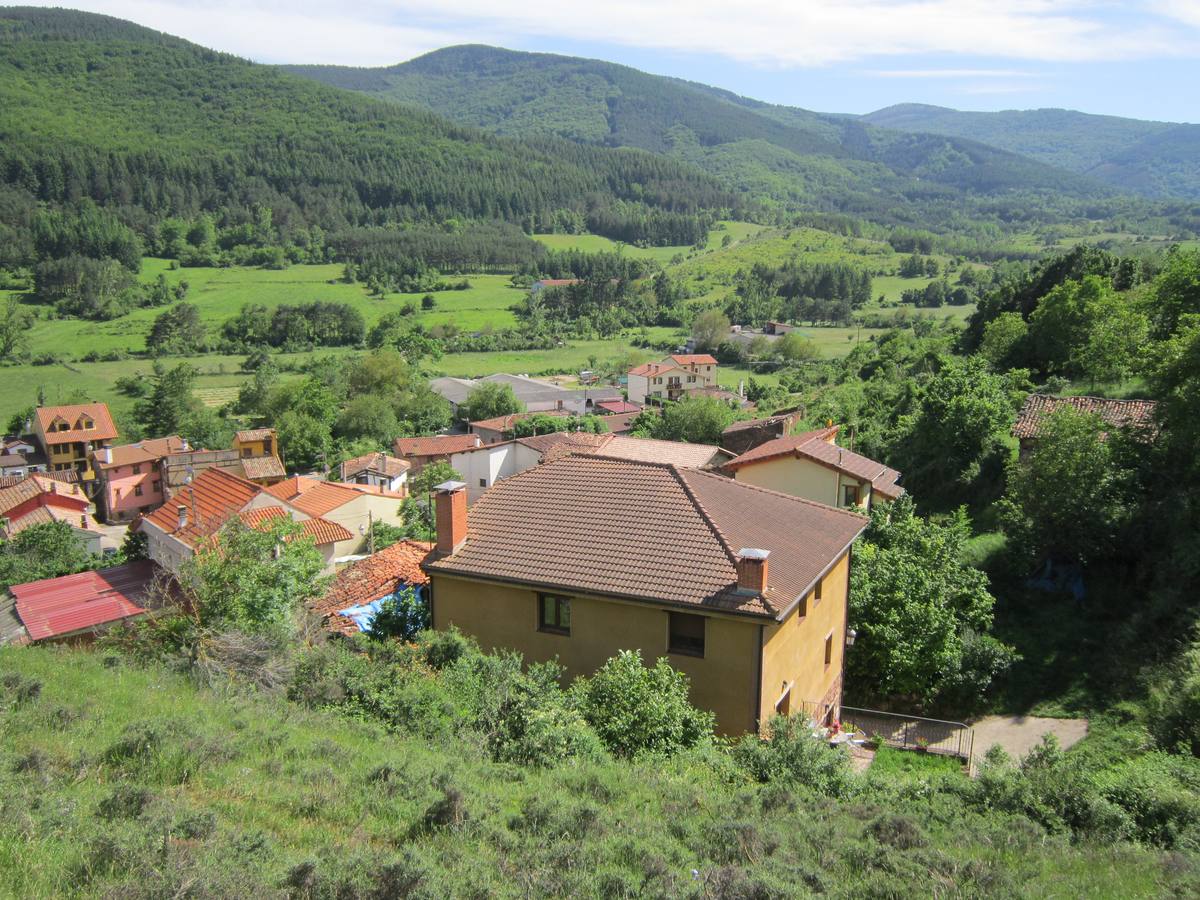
869,69,1037,79
18,0,1200,67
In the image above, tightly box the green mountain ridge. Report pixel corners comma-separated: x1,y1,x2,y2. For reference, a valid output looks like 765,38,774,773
862,103,1200,200
284,44,1134,237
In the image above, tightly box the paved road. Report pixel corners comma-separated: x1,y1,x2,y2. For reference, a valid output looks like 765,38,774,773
970,715,1089,761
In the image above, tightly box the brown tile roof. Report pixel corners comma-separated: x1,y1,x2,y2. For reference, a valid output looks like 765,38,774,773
96,435,187,470
394,434,482,457
263,476,362,517
425,456,866,620
670,354,719,366
596,399,642,414
35,403,118,445
312,540,432,635
0,475,88,518
593,435,732,469
469,410,571,435
601,411,646,434
235,428,275,442
339,452,410,481
515,431,614,457
5,504,101,537
240,455,286,481
1011,394,1158,441
140,467,262,547
0,454,28,468
725,428,903,500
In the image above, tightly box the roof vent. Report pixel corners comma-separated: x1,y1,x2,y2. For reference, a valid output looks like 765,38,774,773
177,505,189,530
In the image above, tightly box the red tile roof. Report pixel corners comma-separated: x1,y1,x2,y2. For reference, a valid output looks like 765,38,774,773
96,435,187,469
235,428,275,442
470,410,571,434
263,476,364,517
393,434,482,457
4,504,100,538
425,456,867,620
140,467,262,546
725,428,903,500
0,474,89,519
670,354,719,366
595,399,642,414
11,560,158,641
312,540,432,634
601,411,646,434
240,455,286,481
34,403,118,445
339,451,410,481
238,505,354,545
628,361,676,377
1012,395,1158,441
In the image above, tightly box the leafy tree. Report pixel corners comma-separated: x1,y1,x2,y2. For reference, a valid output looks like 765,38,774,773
366,586,430,642
733,714,852,795
146,302,205,355
462,382,523,422
6,405,35,436
848,497,1015,710
411,461,463,498
978,311,1027,369
178,406,234,451
775,332,818,363
1028,276,1148,384
33,255,137,320
1147,248,1200,339
234,358,279,416
400,461,465,540
691,308,731,350
335,396,399,444
133,361,202,438
0,522,99,592
651,396,741,445
277,410,332,473
511,413,608,437
0,296,33,361
181,517,327,637
998,408,1132,567
574,649,714,757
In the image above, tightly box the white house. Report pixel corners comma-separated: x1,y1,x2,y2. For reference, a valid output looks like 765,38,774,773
627,354,719,404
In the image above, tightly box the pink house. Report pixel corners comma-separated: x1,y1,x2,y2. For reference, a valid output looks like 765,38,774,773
93,436,189,523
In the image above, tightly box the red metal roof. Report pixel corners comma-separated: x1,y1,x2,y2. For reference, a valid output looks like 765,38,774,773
11,560,158,641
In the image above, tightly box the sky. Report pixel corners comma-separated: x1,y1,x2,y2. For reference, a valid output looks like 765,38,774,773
25,0,1200,121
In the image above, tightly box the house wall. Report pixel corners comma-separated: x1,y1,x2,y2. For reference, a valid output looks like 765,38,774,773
101,463,166,522
758,551,849,726
431,574,763,734
734,456,838,506
451,443,545,503
627,372,649,404
142,521,192,574
317,493,406,555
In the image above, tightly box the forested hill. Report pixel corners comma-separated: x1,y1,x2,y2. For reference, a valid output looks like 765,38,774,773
863,104,1200,200
0,8,737,254
286,44,1131,233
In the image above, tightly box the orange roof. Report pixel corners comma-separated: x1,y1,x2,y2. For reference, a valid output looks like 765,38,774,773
312,540,432,634
1012,394,1158,441
628,361,677,378
35,403,118,445
0,474,89,518
726,428,903,500
670,354,718,366
235,428,275,442
339,451,410,480
141,467,262,547
238,505,353,545
96,435,187,469
426,456,867,620
263,476,363,517
240,455,286,481
393,434,482,457
3,504,101,538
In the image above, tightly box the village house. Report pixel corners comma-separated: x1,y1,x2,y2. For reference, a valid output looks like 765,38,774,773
137,468,405,574
449,432,732,504
31,402,118,483
233,428,277,459
338,452,410,493
309,539,431,635
394,434,482,473
423,456,867,734
725,426,903,511
0,454,30,479
0,474,103,554
430,373,621,418
627,354,719,405
721,409,805,457
92,435,189,523
468,410,572,445
1012,394,1158,459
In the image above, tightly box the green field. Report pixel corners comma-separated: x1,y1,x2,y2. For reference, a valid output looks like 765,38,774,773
533,220,765,265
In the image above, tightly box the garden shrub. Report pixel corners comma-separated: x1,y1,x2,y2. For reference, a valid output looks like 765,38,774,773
732,714,853,797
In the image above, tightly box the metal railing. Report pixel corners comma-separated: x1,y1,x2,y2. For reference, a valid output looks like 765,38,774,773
839,706,975,774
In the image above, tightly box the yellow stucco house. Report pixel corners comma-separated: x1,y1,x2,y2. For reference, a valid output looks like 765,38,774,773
33,402,118,481
423,455,867,734
726,426,903,511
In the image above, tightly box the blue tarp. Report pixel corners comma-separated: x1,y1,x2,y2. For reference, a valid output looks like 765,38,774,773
338,585,426,632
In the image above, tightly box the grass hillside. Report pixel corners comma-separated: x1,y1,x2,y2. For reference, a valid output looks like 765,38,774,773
2,645,1194,898
285,45,1126,232
863,104,1200,200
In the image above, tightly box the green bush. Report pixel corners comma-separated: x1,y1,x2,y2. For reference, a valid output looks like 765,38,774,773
732,714,853,796
574,650,714,758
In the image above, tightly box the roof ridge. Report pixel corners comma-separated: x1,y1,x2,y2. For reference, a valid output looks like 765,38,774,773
670,465,740,569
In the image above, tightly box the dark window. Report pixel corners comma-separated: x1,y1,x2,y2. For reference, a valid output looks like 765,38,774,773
479,478,487,488
814,577,823,604
538,594,571,635
242,448,253,458
668,612,705,657
134,484,143,497
152,480,161,493
796,595,808,621
824,634,833,667
843,484,860,506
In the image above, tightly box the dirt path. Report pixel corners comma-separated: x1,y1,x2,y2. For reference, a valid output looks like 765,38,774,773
970,715,1089,761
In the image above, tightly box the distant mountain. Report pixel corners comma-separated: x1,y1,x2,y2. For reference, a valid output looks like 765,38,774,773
863,104,1200,200
286,45,1125,233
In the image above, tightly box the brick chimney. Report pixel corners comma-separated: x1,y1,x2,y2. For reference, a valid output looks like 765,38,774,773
177,504,189,530
434,481,468,555
736,548,770,595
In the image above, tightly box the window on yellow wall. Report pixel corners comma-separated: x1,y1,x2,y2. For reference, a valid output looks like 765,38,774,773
814,577,823,605
668,612,705,657
843,484,860,506
824,633,833,667
796,594,808,621
538,594,571,635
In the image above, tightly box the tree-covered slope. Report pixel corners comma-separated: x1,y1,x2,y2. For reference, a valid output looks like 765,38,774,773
286,44,1124,230
0,8,734,241
863,103,1200,200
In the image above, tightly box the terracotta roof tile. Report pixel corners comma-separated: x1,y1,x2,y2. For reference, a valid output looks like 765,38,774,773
4,504,100,537
1012,394,1158,440
425,456,866,620
725,428,903,499
0,474,88,519
596,399,642,414
592,435,732,469
312,540,432,634
141,467,262,547
670,354,719,366
339,452,410,480
394,434,482,457
469,410,571,434
240,455,286,480
262,476,363,517
235,505,352,545
235,428,275,442
96,436,187,469
35,403,118,445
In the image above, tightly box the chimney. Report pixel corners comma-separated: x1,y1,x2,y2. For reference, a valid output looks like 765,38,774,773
736,548,770,595
97,447,112,464
434,481,468,555
181,437,189,451
177,504,189,530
